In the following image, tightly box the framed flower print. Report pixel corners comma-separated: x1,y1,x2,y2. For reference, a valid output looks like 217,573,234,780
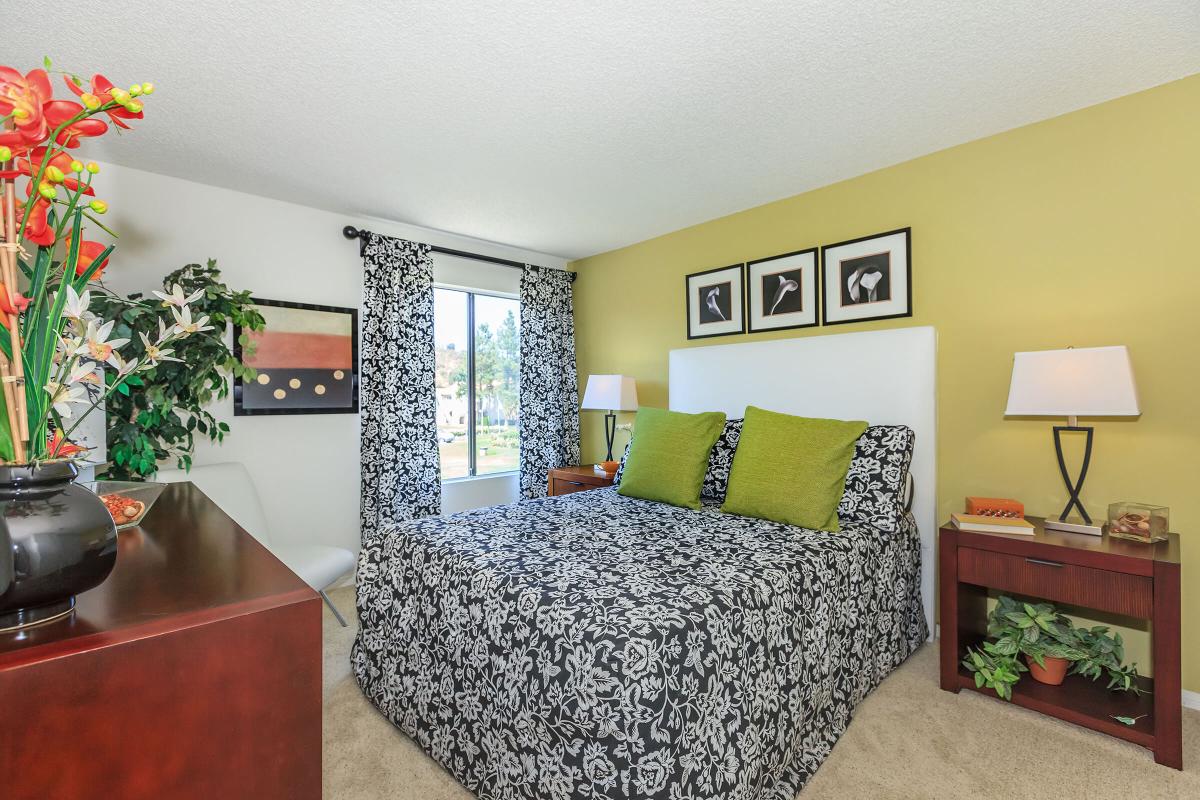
746,248,818,333
685,263,745,340
821,228,912,326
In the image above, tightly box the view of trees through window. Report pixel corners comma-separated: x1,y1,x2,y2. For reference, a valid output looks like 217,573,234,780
434,288,520,479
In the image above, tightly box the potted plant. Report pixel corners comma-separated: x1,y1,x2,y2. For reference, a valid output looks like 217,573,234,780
92,260,265,479
963,595,1144,698
0,59,210,630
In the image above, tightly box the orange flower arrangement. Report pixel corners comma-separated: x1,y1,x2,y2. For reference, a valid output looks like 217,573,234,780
0,57,207,463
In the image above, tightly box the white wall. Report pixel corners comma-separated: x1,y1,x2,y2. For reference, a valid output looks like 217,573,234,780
97,161,566,555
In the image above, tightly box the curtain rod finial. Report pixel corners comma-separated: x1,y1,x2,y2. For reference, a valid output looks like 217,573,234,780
343,225,364,240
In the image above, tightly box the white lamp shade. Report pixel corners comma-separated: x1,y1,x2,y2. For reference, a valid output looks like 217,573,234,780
581,374,638,411
1005,346,1140,418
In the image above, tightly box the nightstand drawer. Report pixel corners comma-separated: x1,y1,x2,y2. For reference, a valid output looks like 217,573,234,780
550,478,594,496
957,547,1152,618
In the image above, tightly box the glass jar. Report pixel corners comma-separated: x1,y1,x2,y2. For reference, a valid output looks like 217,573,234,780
1107,501,1169,544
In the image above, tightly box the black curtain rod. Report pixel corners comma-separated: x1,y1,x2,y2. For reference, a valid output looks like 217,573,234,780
342,225,573,280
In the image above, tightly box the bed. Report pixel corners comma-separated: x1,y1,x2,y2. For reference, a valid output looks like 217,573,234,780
353,489,926,798
353,326,937,798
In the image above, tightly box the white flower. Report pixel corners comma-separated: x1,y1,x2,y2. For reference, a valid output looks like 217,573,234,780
153,283,204,309
61,285,92,321
109,351,139,376
72,319,130,367
138,331,183,366
156,316,176,343
67,362,101,386
170,305,214,335
45,382,87,418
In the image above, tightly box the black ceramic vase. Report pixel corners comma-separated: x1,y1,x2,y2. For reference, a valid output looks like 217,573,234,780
0,461,117,631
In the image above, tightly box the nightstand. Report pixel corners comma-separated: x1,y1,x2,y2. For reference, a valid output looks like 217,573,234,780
939,517,1181,768
547,465,615,497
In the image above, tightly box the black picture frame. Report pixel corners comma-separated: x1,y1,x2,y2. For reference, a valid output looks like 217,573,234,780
233,297,359,416
745,247,819,334
685,263,745,340
820,227,912,326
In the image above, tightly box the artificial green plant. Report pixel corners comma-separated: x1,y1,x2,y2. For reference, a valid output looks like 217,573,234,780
962,595,1144,700
93,260,264,479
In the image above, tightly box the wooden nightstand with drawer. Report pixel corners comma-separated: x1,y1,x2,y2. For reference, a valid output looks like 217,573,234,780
939,518,1181,768
547,465,615,497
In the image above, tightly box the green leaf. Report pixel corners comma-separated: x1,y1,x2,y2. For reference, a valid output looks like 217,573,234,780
43,55,53,69
1112,715,1145,726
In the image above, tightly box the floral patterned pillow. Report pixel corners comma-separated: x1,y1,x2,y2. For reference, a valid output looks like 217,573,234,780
613,418,743,501
837,424,915,533
700,418,743,502
612,439,632,486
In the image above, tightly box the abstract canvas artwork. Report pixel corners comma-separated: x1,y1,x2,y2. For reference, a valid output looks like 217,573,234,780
233,299,359,415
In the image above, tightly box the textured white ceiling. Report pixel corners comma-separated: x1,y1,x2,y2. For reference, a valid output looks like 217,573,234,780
11,2,1199,259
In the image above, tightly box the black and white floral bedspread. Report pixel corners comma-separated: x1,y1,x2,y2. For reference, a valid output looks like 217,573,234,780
353,488,927,800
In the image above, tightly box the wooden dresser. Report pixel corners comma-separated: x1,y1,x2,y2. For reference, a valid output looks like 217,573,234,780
0,482,322,799
547,465,616,496
939,517,1181,768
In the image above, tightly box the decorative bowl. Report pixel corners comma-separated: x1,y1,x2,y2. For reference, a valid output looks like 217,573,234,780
84,480,167,530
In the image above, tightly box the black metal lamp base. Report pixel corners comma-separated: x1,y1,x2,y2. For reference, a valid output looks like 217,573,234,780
603,411,617,462
0,596,75,633
1053,424,1094,524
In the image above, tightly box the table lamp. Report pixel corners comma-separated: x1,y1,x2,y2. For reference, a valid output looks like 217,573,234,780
581,375,638,473
1004,345,1140,535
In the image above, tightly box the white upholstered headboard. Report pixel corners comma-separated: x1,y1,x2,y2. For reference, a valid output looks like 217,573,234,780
669,325,937,635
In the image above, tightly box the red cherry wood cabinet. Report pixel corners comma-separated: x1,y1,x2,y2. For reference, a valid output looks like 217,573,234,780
0,481,322,799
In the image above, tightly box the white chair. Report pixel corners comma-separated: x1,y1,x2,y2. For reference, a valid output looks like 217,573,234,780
157,462,355,626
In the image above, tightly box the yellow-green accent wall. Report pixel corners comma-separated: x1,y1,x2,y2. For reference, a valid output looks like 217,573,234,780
571,74,1200,691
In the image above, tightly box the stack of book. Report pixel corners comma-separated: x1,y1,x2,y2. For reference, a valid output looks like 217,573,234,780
950,513,1035,535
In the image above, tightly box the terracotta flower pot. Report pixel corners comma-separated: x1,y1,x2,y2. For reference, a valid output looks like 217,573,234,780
600,460,620,475
1026,655,1070,686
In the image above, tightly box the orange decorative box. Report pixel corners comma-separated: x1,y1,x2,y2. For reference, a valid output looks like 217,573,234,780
965,496,1025,518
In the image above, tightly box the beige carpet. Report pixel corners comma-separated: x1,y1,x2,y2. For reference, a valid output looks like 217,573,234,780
320,586,1200,799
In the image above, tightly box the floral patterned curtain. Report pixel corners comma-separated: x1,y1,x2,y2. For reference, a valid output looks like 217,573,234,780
518,266,581,499
359,233,441,540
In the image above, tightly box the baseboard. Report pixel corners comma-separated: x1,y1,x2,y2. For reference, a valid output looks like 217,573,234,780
935,625,1200,711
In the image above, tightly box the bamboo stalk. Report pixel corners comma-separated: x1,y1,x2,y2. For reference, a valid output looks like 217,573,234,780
0,350,23,462
1,178,28,451
0,170,27,463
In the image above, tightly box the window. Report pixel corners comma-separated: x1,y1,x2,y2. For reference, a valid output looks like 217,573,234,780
433,287,520,480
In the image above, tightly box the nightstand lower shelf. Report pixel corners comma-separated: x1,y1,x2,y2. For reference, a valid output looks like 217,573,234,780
955,634,1155,748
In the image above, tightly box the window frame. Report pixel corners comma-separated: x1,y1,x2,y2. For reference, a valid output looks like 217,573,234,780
434,284,520,482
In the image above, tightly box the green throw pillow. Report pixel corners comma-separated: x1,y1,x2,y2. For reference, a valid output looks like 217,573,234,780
617,407,726,509
721,406,867,531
